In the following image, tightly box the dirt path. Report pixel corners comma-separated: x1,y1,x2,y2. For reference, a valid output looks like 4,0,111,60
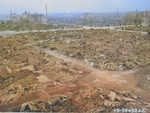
36,47,150,103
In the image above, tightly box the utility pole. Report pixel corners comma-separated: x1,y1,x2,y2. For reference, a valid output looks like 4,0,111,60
64,11,66,25
117,8,119,26
10,10,12,20
136,8,137,18
117,8,119,21
64,11,65,24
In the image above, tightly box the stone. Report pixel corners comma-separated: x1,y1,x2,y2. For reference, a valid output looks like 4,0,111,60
112,74,120,77
6,65,12,74
6,50,10,54
115,96,121,101
100,95,104,99
66,40,73,44
92,78,100,83
97,88,102,91
122,97,135,102
147,77,150,81
143,102,150,108
34,70,43,75
131,94,137,99
120,80,127,83
104,100,111,107
108,91,116,101
84,59,88,63
100,54,105,57
69,54,73,57
20,103,27,112
90,62,94,67
51,39,55,42
36,75,50,83
14,69,20,72
20,102,33,112
79,71,83,74
20,65,35,72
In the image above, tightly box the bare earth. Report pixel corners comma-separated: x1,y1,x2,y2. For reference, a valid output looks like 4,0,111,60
0,28,150,112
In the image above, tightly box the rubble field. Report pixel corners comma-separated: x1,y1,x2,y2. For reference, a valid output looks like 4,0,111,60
0,29,150,112
31,29,150,71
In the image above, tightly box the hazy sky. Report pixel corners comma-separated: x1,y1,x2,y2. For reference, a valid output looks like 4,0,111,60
0,0,149,14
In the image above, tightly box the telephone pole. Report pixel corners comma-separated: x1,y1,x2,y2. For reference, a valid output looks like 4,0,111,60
117,8,119,21
64,11,65,24
117,8,119,26
136,8,137,18
10,10,12,20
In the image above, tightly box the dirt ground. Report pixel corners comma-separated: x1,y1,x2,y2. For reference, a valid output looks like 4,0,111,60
0,29,150,112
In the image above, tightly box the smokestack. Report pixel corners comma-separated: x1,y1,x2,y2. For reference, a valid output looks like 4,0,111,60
46,5,47,18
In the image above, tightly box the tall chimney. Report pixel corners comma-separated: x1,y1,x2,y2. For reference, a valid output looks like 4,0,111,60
46,5,47,18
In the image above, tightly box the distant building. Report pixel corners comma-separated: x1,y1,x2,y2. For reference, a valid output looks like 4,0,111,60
28,13,44,25
21,11,48,25
21,11,30,19
10,13,19,22
42,17,48,24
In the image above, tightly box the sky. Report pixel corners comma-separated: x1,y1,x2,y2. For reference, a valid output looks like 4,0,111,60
0,0,150,14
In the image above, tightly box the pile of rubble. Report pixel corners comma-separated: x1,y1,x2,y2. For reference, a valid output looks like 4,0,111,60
0,29,150,112
6,88,149,112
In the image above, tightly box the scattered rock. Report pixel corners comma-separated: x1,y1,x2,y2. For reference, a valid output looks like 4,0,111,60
144,102,150,108
97,88,102,91
90,62,94,67
14,69,20,72
5,50,10,54
120,80,127,83
100,54,105,57
100,95,104,99
112,74,120,77
108,91,117,101
121,97,135,102
131,94,137,99
104,100,111,107
147,77,150,81
92,78,100,83
36,75,50,83
34,70,43,75
6,65,12,74
69,54,73,57
79,71,83,74
20,102,32,112
20,65,35,72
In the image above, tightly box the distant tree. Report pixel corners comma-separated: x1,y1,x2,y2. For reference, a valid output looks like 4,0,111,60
123,13,133,25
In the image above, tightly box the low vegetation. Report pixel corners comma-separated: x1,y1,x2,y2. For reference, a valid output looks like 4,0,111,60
0,19,63,31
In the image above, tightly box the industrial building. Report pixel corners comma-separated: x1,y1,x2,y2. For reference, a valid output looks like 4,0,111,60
21,11,48,25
